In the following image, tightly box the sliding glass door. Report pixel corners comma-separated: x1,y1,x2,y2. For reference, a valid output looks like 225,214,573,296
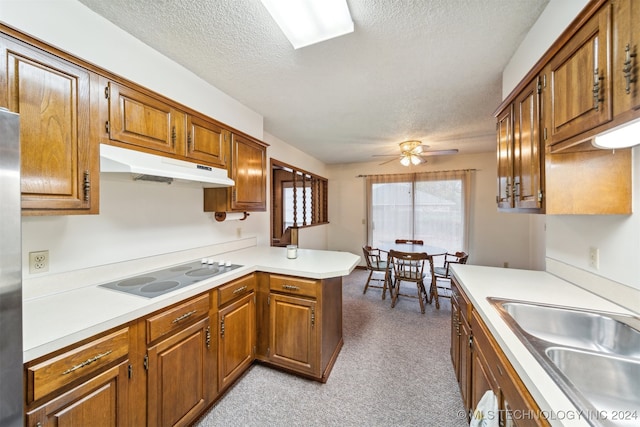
366,170,470,253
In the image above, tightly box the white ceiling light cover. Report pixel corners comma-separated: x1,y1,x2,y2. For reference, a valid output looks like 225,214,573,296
260,0,354,49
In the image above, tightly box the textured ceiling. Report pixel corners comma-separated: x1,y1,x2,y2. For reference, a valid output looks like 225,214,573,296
77,0,549,164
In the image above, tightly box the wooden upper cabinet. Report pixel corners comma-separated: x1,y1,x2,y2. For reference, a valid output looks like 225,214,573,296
548,5,612,145
204,133,268,213
105,81,183,155
186,115,229,168
496,105,513,209
513,77,543,209
230,134,267,211
612,0,640,114
0,35,98,215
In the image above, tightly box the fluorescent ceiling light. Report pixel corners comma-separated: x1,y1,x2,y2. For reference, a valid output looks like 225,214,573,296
592,119,640,149
260,0,354,49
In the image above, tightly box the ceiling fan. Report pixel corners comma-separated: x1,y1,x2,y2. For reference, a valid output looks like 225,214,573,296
373,140,459,166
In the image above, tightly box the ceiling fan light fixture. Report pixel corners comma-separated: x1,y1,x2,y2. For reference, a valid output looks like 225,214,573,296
410,154,422,165
260,0,354,49
399,140,422,153
400,155,411,166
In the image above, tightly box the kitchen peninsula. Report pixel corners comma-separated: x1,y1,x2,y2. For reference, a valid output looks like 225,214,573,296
23,239,359,426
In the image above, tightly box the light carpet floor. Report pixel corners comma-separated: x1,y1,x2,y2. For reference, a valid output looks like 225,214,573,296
194,268,469,427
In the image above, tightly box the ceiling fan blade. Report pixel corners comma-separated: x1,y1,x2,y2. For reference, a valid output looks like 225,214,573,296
419,149,459,156
378,156,400,165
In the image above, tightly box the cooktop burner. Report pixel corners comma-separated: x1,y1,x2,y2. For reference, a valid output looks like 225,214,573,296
99,259,242,298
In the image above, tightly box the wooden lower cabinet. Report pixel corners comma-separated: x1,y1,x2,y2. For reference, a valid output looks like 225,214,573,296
258,273,343,383
471,311,548,427
451,277,549,427
26,361,129,427
217,291,256,392
146,317,213,427
269,293,319,376
24,327,131,427
25,272,343,425
451,280,471,414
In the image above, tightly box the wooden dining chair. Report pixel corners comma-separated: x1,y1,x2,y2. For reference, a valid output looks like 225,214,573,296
394,239,424,245
388,249,435,314
362,246,392,299
431,251,469,309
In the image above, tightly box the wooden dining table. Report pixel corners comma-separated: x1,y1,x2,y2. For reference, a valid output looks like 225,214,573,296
378,241,447,257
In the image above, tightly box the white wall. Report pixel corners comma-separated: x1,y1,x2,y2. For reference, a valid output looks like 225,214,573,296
502,0,590,97
3,1,330,278
327,150,535,269
503,0,640,311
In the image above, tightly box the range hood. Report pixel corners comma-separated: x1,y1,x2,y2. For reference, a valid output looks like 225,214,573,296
100,144,234,187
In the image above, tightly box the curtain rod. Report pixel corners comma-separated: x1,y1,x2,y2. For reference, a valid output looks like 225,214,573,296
356,168,478,178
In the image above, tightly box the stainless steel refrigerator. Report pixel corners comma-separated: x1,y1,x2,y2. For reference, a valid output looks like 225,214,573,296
0,108,23,426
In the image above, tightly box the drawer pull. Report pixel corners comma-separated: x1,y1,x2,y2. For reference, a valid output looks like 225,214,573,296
62,350,113,375
282,284,300,291
172,310,197,324
232,286,248,295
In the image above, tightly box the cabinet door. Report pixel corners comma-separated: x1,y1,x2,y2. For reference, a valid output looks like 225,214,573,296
26,361,129,427
513,78,542,209
549,6,612,144
218,292,256,391
106,81,183,155
631,0,640,110
450,297,461,380
496,105,513,209
147,317,213,427
0,36,97,213
470,340,498,425
230,134,267,211
269,293,318,376
186,115,229,167
613,0,640,113
459,317,472,412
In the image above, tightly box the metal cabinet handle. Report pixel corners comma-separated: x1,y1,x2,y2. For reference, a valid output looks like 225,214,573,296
83,171,91,202
282,284,300,291
623,44,637,94
593,68,604,111
62,350,113,375
232,285,248,294
172,310,196,324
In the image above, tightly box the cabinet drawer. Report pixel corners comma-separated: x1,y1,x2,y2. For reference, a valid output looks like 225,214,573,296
146,293,210,343
27,328,129,403
269,274,318,298
218,273,256,307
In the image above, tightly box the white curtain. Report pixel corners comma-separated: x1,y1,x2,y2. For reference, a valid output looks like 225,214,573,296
365,170,472,253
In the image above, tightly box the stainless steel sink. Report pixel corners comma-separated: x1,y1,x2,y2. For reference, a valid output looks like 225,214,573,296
499,300,640,357
488,298,640,427
545,347,640,426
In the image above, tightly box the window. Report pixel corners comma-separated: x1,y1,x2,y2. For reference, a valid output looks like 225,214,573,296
271,159,328,246
365,170,471,253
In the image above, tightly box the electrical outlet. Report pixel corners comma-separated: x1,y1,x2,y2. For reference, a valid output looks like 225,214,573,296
589,247,599,269
29,250,49,273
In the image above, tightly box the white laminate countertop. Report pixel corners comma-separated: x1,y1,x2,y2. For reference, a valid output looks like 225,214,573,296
23,246,360,363
451,264,637,427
